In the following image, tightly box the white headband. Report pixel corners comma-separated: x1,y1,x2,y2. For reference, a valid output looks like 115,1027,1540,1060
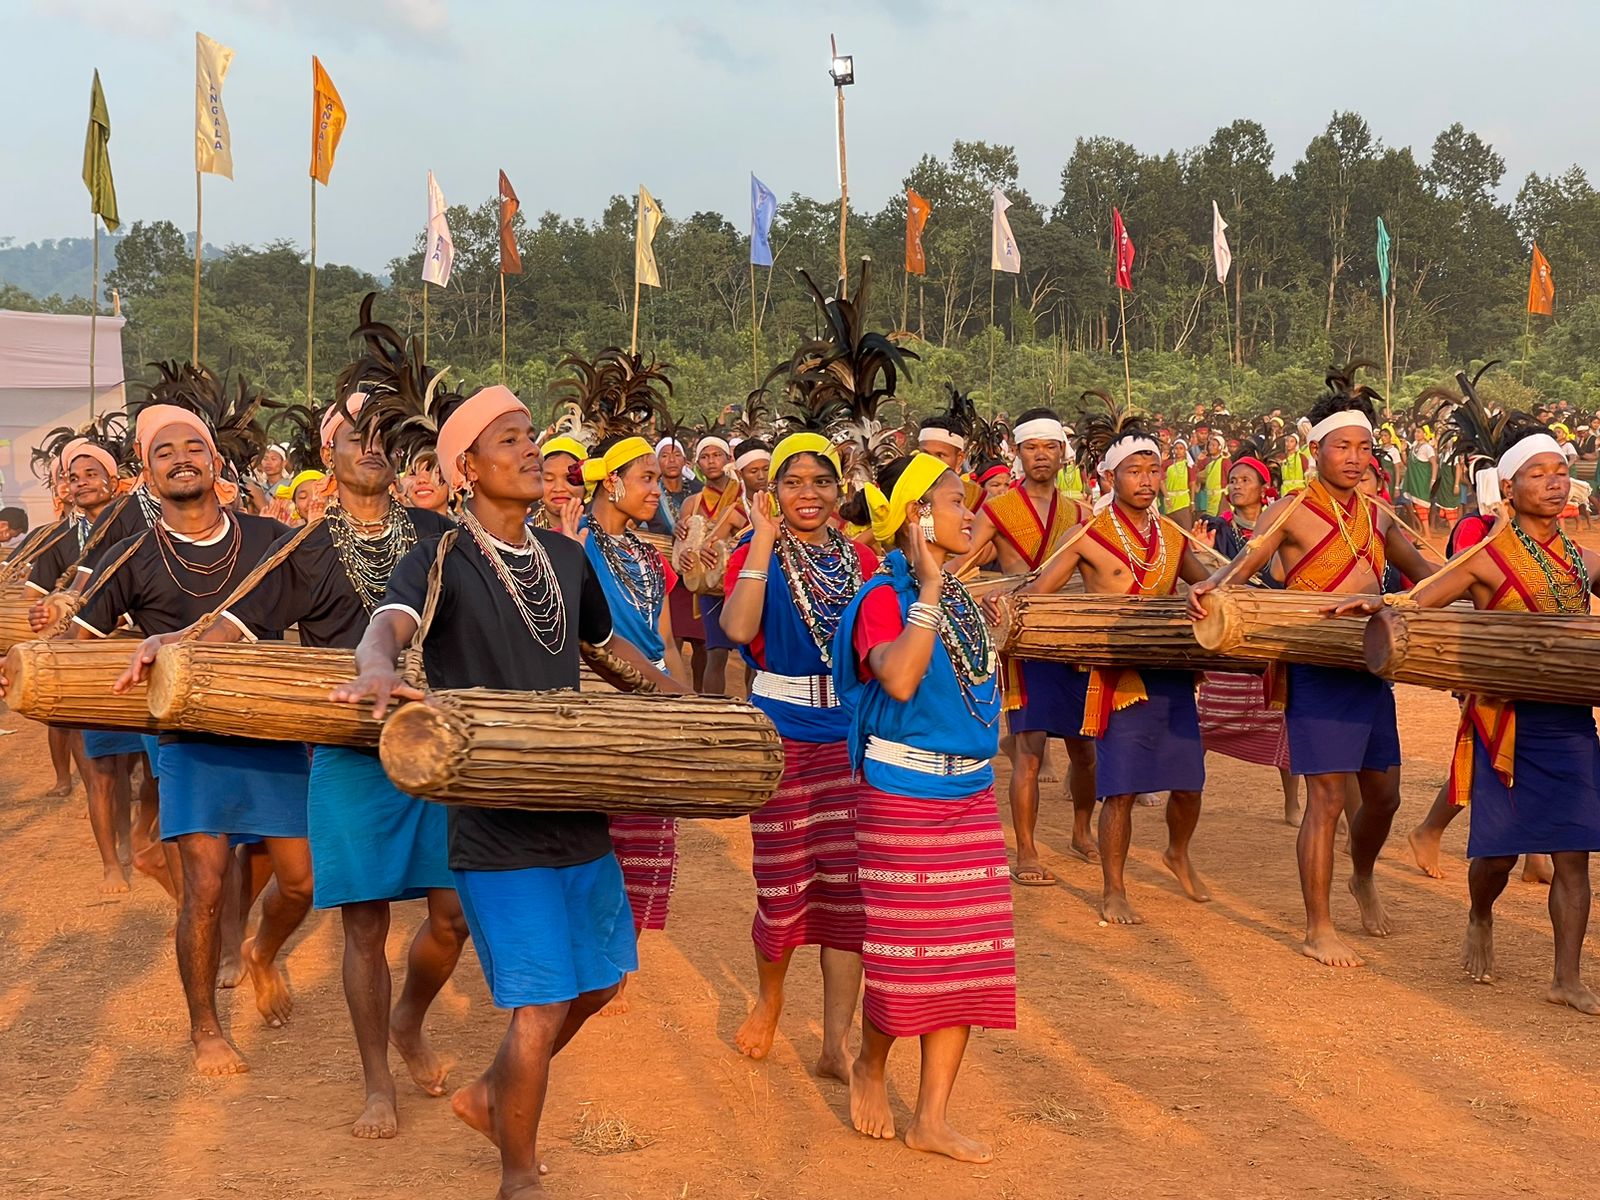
1013,418,1067,446
1100,437,1161,475
1496,434,1564,482
1308,410,1374,445
919,427,966,451
696,437,732,459
655,437,684,456
266,443,290,460
734,447,772,470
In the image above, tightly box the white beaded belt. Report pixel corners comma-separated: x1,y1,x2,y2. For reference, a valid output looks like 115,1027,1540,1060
865,736,988,777
751,670,838,709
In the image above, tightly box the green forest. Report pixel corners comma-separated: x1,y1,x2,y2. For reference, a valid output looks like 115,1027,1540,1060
8,112,1600,426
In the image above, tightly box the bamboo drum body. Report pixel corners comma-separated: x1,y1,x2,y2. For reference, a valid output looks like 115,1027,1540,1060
379,688,784,818
1191,586,1369,672
997,593,1259,672
5,638,158,731
1365,606,1600,706
148,642,381,746
0,585,36,655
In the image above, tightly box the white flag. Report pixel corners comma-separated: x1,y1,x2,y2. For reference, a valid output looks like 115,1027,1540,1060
991,187,1021,274
195,32,235,178
1212,200,1232,285
635,185,663,288
422,170,454,288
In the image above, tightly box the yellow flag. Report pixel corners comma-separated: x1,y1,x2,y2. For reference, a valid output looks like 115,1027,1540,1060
309,56,346,185
82,70,118,231
195,33,235,178
635,185,663,288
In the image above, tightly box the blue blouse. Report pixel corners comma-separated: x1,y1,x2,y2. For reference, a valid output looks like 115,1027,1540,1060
580,519,667,663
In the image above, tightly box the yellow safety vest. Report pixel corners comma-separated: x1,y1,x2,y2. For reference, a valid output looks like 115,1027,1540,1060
1163,461,1191,512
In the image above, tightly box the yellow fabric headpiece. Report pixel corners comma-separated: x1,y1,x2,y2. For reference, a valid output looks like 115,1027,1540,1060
580,436,655,487
276,469,326,500
540,436,588,463
863,452,951,545
769,432,841,480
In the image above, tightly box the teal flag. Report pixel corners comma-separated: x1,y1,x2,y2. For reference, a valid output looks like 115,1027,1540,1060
1376,216,1391,297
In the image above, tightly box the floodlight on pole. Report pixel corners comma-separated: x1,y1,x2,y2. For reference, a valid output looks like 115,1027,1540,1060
829,55,854,86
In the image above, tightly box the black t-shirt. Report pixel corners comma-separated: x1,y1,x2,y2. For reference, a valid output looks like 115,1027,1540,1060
25,517,86,593
82,490,154,573
378,526,615,872
227,507,454,650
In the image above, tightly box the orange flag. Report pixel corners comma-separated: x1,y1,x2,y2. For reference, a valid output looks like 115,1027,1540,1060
499,170,522,274
1527,243,1554,315
309,56,346,185
905,187,930,275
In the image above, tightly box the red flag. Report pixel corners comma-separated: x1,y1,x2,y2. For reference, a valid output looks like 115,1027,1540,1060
1112,206,1136,291
499,170,522,275
905,187,930,276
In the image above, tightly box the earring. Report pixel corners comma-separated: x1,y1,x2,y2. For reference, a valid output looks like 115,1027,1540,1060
609,476,626,503
462,478,475,500
919,508,936,542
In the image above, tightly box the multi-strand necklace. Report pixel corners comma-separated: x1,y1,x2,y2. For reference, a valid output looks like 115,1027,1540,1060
1512,520,1590,613
590,526,664,622
326,499,416,612
1108,505,1168,593
1325,486,1378,566
776,525,862,666
153,513,241,599
135,482,162,525
897,561,997,726
459,507,568,653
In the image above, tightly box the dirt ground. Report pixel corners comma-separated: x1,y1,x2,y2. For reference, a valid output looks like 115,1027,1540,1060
1,679,1597,1200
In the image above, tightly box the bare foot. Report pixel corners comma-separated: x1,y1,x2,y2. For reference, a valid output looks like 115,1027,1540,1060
734,991,783,1060
905,1117,993,1164
452,1077,498,1146
99,864,130,895
1300,928,1365,968
1522,854,1554,885
1347,874,1392,937
45,778,73,799
814,1047,852,1085
597,973,630,1017
241,937,293,1027
191,1032,249,1076
1135,791,1164,807
1162,848,1212,903
1099,892,1143,925
1069,834,1100,864
1284,794,1304,828
849,1058,894,1139
1462,917,1494,982
353,1091,398,1139
391,1005,451,1096
217,943,244,990
1546,981,1600,1015
1408,826,1445,879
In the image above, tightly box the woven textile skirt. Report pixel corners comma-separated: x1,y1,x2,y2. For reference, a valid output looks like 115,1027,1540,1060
609,814,678,932
1198,671,1288,770
749,737,864,959
855,782,1017,1037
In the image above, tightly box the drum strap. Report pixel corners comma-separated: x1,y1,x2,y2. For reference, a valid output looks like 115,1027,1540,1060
0,521,77,588
71,530,152,618
186,517,325,641
400,529,459,689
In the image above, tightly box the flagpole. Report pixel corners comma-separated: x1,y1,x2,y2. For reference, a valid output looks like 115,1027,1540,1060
423,285,430,362
901,267,910,333
987,269,997,407
500,272,508,385
750,263,760,388
306,178,317,404
1117,287,1133,408
89,216,99,420
832,35,848,286
1220,280,1236,398
1523,309,1532,384
192,171,203,361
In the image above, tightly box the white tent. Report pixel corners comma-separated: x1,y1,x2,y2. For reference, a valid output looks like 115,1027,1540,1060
0,309,127,527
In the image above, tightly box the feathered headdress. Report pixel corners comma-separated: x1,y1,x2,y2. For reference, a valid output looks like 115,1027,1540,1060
132,360,279,477
1434,361,1524,468
756,257,918,481
1322,358,1386,411
1075,389,1147,475
337,292,460,468
270,404,322,471
548,347,674,447
31,411,133,482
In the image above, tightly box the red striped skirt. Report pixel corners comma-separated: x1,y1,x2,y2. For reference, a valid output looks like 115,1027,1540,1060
749,738,864,960
609,815,678,932
1197,671,1289,770
855,783,1017,1037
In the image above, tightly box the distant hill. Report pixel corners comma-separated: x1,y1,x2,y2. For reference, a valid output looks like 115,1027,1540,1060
0,232,222,302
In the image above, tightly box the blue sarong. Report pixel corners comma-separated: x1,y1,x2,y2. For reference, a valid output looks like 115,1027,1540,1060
1468,702,1600,858
141,735,161,778
1008,659,1090,740
700,594,736,651
156,738,310,841
454,854,638,1008
1094,669,1205,798
1284,665,1400,776
308,745,451,908
81,729,147,759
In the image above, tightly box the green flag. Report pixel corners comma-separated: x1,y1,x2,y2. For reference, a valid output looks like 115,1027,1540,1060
1376,216,1391,298
82,70,119,232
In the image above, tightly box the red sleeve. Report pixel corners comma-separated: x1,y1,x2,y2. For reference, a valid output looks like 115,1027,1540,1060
1454,515,1490,550
659,548,679,595
722,541,749,597
854,542,880,576
853,586,904,680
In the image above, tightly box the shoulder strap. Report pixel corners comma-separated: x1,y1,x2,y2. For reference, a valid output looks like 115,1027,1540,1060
399,528,459,689
55,492,135,590
74,528,152,609
184,516,324,641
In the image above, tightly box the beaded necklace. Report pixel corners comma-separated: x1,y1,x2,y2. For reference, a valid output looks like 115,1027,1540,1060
1511,519,1590,613
326,499,416,612
1108,504,1167,592
459,507,568,653
775,525,862,666
896,560,998,726
591,526,664,621
135,482,162,525
152,513,241,599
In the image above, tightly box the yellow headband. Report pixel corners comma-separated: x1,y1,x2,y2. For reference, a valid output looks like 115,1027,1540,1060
863,452,951,545
580,436,655,487
769,432,841,481
541,435,588,463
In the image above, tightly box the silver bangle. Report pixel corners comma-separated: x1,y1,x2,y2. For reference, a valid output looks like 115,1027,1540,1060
738,569,768,582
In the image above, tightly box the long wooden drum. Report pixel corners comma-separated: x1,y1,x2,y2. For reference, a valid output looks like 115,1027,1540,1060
149,642,382,746
1365,606,1600,706
1191,585,1369,672
0,584,42,655
5,638,159,731
379,689,784,818
996,593,1260,672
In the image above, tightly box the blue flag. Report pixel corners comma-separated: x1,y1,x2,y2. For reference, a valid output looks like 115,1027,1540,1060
1376,216,1391,298
750,173,776,267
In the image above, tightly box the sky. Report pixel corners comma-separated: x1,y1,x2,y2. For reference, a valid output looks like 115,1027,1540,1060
4,0,1597,274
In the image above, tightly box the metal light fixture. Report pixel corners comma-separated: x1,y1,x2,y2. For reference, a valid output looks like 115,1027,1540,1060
829,54,854,86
